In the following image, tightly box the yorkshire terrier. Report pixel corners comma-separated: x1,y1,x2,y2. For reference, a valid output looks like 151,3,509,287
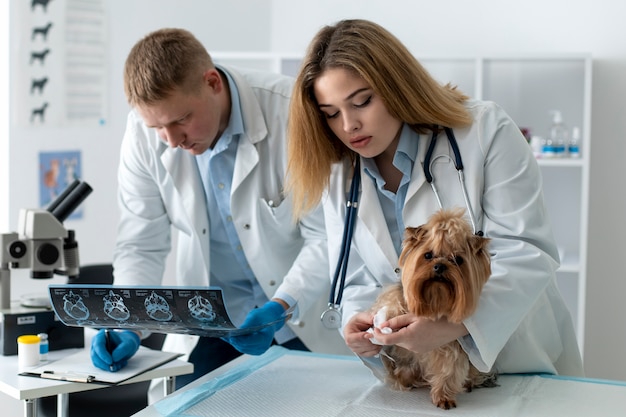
370,208,497,409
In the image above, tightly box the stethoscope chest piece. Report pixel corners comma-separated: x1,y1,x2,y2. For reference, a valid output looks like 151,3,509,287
321,305,342,329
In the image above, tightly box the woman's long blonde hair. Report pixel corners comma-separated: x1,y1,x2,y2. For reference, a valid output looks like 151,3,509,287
287,19,472,219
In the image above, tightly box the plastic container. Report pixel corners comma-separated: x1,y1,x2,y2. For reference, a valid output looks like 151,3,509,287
530,135,544,159
569,126,581,158
542,137,556,158
549,110,568,158
38,332,49,362
17,334,41,371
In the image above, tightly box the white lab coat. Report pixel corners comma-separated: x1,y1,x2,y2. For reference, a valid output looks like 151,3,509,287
113,65,351,371
324,100,584,376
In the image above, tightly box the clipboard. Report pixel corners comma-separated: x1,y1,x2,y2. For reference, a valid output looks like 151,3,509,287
20,346,182,385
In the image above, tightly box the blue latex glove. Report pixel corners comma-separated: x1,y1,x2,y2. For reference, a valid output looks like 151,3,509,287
224,301,286,355
91,329,141,372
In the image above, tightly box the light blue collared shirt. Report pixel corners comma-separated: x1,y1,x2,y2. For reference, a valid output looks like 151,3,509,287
362,124,418,256
195,68,296,342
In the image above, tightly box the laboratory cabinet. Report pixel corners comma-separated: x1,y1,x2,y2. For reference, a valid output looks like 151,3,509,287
212,53,591,356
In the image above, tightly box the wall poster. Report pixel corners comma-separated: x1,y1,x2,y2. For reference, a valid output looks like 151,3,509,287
39,150,83,218
13,0,108,127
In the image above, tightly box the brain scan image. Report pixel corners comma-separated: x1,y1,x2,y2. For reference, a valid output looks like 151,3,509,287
145,291,173,321
188,293,216,322
62,290,90,321
103,290,131,321
49,285,238,336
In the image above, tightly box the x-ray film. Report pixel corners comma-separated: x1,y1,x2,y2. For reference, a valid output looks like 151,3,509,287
48,285,288,337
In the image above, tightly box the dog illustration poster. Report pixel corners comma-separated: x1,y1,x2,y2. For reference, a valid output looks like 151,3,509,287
48,285,288,337
12,0,108,127
39,150,83,218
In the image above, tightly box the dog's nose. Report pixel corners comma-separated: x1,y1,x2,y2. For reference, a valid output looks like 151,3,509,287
433,263,447,274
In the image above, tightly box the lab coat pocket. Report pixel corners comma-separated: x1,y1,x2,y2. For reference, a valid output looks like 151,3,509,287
260,196,289,217
257,197,299,240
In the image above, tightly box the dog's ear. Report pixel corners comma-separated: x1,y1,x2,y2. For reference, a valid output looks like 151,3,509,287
470,235,491,258
404,225,428,242
399,226,427,267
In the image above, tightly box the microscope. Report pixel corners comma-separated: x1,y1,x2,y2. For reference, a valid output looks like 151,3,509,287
0,180,92,355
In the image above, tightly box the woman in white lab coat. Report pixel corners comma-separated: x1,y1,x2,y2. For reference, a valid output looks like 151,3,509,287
287,19,583,377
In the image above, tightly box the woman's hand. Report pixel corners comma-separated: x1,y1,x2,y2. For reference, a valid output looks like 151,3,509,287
344,311,382,357
370,313,469,353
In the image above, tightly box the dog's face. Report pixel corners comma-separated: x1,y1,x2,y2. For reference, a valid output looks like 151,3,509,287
399,209,491,323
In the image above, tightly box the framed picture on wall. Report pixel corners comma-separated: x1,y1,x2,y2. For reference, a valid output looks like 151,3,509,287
39,150,83,219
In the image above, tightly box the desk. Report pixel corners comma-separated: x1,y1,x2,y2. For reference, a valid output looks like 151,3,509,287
134,346,626,417
0,348,193,417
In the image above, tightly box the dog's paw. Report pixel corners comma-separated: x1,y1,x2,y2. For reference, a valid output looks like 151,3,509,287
435,398,457,410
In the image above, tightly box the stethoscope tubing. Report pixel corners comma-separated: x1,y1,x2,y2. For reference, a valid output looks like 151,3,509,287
425,126,482,236
328,158,361,307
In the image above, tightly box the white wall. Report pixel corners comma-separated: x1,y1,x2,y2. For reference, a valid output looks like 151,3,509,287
2,0,625,398
0,0,8,233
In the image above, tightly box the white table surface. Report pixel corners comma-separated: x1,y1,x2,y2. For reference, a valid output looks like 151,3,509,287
133,346,626,417
0,347,193,401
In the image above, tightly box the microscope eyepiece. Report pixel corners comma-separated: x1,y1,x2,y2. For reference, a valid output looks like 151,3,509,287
47,180,93,223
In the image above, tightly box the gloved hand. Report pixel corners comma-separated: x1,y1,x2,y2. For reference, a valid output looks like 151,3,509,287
224,301,287,355
91,329,141,372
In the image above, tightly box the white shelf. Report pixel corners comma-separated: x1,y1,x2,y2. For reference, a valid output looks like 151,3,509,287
478,56,591,356
537,158,585,167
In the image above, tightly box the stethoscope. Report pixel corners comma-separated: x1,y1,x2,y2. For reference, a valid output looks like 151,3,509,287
321,126,483,329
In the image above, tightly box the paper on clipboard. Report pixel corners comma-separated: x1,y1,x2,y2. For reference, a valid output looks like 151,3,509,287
20,346,182,385
48,285,291,338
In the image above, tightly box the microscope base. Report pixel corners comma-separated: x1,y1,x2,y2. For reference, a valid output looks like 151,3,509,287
0,303,84,355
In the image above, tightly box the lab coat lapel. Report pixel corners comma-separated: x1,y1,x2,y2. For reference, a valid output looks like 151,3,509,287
161,148,210,266
402,136,450,228
402,157,430,225
405,153,427,205
358,165,398,267
232,136,258,192
228,67,265,192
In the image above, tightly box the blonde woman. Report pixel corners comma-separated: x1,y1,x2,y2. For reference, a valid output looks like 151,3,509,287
287,19,583,377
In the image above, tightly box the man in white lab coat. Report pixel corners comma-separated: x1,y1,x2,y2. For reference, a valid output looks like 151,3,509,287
89,28,349,392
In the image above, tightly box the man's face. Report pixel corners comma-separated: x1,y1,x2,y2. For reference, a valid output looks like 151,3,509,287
137,69,226,155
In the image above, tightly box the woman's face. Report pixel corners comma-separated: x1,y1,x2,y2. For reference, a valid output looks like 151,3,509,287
313,68,402,160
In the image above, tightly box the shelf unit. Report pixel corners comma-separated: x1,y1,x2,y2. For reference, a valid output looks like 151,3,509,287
213,53,592,356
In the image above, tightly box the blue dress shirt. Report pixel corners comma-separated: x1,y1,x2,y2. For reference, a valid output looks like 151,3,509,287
362,124,418,256
195,68,296,342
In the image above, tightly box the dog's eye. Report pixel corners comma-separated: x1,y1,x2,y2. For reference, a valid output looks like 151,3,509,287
453,256,464,266
424,252,433,260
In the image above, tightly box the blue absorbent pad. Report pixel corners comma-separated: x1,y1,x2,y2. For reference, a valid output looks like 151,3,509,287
154,346,626,417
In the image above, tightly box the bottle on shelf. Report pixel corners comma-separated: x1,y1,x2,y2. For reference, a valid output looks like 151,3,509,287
548,110,568,158
38,332,49,362
542,136,556,159
530,135,544,159
569,126,581,158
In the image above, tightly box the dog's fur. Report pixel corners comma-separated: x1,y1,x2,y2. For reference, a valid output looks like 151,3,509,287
372,208,497,409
